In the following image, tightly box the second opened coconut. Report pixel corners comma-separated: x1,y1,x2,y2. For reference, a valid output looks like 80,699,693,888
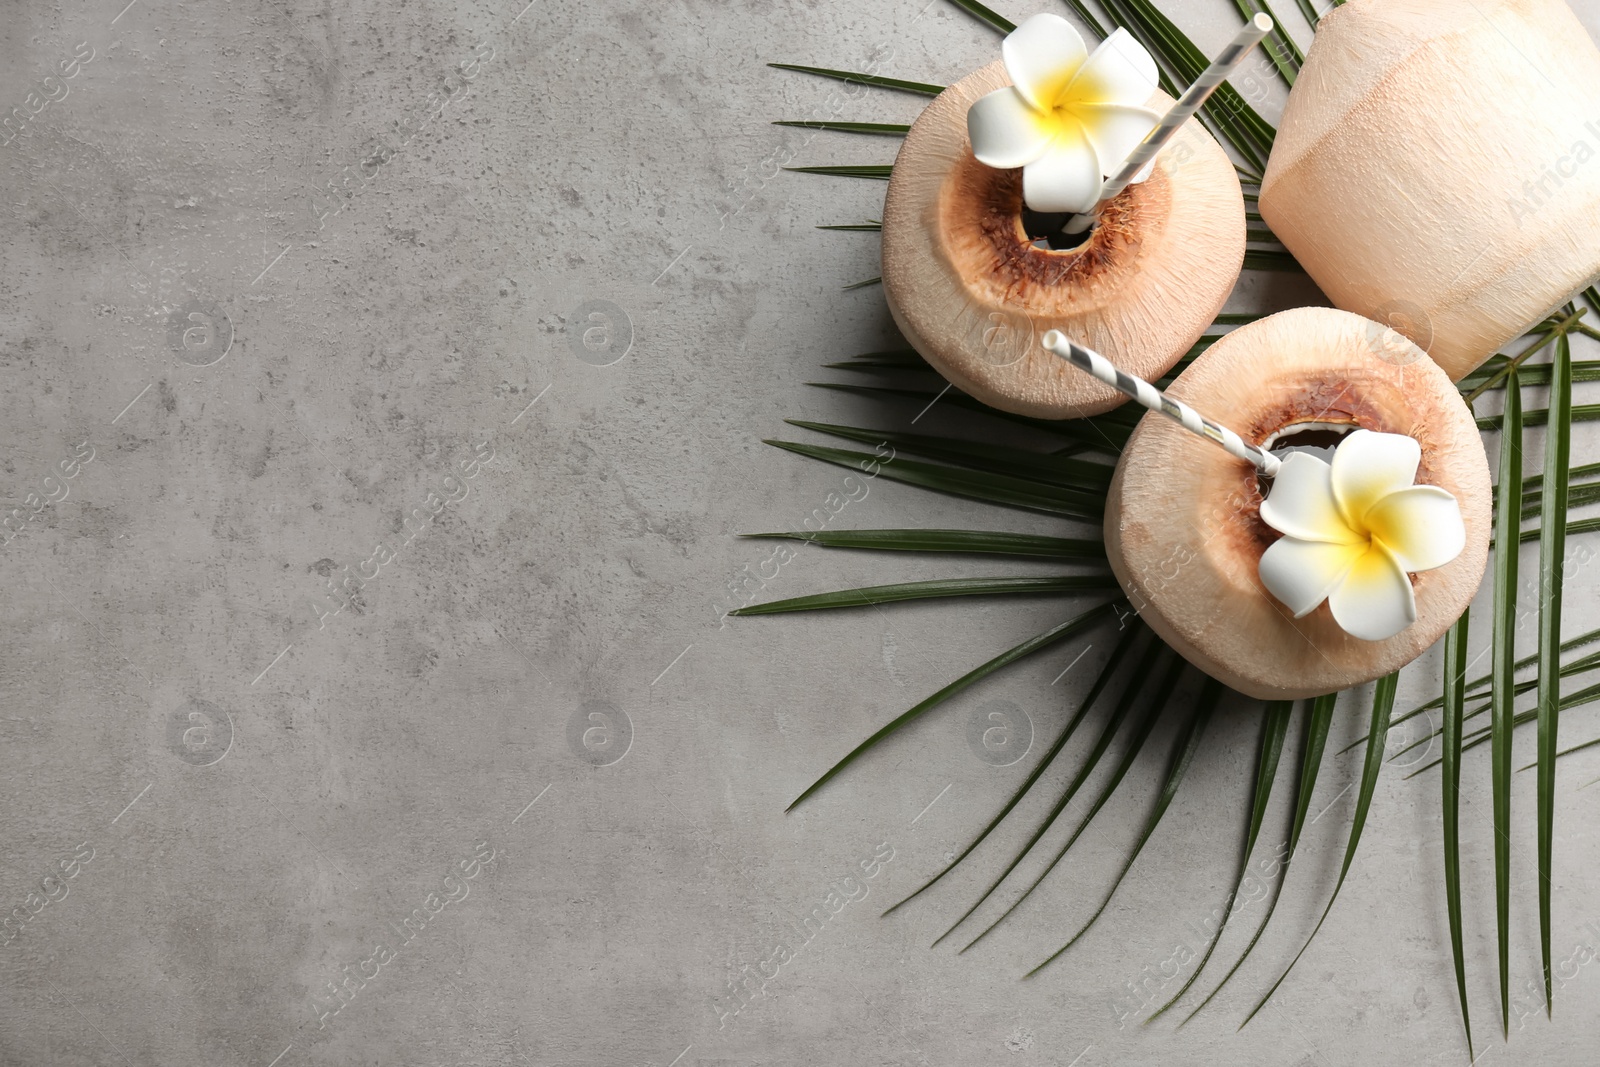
880,15,1246,419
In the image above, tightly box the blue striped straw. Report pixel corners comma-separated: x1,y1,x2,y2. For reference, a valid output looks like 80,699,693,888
1041,330,1281,477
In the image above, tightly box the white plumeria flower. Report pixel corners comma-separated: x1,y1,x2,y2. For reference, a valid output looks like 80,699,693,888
966,13,1161,214
1257,429,1467,642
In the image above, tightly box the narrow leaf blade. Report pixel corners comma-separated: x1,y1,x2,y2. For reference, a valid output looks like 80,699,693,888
785,602,1118,810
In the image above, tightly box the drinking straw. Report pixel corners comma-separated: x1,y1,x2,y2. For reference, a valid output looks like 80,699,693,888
1042,330,1281,476
1064,14,1274,233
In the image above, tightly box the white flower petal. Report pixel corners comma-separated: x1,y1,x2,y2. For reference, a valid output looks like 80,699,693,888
1002,13,1088,112
1328,544,1417,641
1330,429,1421,529
1021,129,1101,213
1259,452,1365,545
1064,27,1158,108
1364,485,1467,573
1074,102,1160,178
968,87,1054,169
1258,536,1366,618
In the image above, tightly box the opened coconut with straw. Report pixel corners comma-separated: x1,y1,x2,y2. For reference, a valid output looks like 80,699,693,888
1047,308,1492,700
881,14,1268,418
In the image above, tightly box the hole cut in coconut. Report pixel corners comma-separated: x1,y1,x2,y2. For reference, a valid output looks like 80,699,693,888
1257,420,1359,489
1020,207,1094,251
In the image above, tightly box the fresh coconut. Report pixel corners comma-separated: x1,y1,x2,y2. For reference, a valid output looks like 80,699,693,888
881,60,1245,420
1104,307,1490,700
1259,0,1600,381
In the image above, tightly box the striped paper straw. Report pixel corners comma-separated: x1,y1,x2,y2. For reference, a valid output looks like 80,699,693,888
1066,13,1273,235
1041,330,1281,477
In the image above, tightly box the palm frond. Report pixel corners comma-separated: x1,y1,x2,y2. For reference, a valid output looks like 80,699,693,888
774,120,909,135
970,653,1187,955
730,574,1116,615
933,635,1166,946
765,439,1106,519
1186,693,1337,1023
1147,699,1292,1023
785,601,1119,810
883,622,1142,915
1028,675,1222,973
946,0,1015,33
786,419,1115,489
741,528,1107,560
1241,674,1396,1026
767,63,944,96
803,381,1132,451
1491,367,1524,1036
784,164,893,179
1536,333,1572,1014
1442,611,1475,1059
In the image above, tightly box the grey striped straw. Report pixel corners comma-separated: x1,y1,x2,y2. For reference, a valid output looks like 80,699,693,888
1063,13,1273,238
1041,329,1281,477
1098,13,1273,204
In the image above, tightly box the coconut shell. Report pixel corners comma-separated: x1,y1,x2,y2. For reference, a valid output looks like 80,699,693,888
881,60,1245,419
1104,307,1490,700
1259,0,1600,381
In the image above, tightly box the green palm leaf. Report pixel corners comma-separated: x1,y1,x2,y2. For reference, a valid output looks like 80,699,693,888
968,653,1187,954
817,222,885,231
1186,693,1337,1023
767,1,1598,1045
1403,680,1600,776
767,63,944,96
764,439,1107,519
1096,0,1278,165
947,0,1015,33
785,601,1119,810
1242,250,1304,272
786,419,1115,489
1536,333,1572,1013
1382,624,1600,735
1147,699,1292,1023
1384,652,1600,765
1028,675,1222,973
1491,367,1525,1035
1442,611,1475,1059
1240,674,1397,1026
730,574,1116,615
773,120,909,135
932,635,1166,946
784,164,893,179
741,528,1108,560
884,623,1142,915
805,381,1134,451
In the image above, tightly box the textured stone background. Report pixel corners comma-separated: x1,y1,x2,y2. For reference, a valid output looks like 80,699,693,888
3,0,1599,1064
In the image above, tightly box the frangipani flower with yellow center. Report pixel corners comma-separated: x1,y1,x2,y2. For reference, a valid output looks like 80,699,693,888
1258,429,1467,642
966,13,1161,214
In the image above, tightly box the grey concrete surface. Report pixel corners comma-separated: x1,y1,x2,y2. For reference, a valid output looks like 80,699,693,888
3,0,1600,1064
